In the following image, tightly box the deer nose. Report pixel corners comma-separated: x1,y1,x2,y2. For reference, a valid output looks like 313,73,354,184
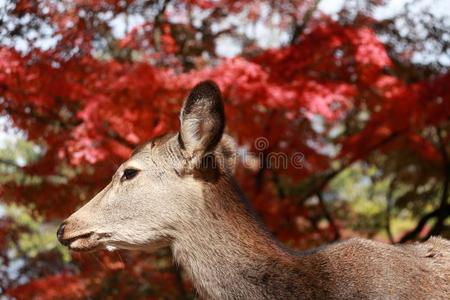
57,222,69,245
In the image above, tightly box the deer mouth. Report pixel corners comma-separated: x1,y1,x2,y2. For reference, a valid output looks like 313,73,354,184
61,232,100,252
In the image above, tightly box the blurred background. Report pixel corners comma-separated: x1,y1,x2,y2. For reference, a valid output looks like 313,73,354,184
0,0,449,298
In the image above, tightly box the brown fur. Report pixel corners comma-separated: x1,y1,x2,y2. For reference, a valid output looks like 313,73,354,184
172,173,450,299
58,81,450,299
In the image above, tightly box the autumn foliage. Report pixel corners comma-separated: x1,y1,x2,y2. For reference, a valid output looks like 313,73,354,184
0,0,449,298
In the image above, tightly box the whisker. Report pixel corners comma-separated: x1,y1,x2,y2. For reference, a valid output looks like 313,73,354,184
90,252,108,270
115,250,126,270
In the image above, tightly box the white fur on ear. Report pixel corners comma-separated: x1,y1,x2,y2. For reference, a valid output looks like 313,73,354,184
179,81,225,165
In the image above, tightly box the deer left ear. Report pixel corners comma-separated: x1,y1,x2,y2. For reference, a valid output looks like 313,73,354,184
179,80,225,164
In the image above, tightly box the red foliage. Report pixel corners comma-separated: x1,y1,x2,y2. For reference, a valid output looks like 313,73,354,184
6,274,89,300
0,0,449,297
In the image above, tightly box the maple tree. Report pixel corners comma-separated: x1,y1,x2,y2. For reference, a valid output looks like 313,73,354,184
0,0,449,298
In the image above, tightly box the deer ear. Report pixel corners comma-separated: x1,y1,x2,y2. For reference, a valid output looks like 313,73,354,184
179,80,225,163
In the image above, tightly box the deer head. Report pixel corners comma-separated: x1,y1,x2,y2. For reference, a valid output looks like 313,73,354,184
57,81,237,252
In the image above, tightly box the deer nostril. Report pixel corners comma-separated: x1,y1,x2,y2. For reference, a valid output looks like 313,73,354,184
57,222,67,245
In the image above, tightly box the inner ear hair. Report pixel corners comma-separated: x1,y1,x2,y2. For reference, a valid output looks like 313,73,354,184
179,80,225,165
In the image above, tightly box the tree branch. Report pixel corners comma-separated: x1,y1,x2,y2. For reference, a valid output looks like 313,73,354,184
0,158,21,168
317,191,340,241
422,126,450,240
290,0,322,45
297,167,345,203
385,179,395,244
105,130,136,149
399,206,449,243
399,126,450,243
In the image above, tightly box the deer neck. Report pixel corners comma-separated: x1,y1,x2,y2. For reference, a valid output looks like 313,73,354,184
171,176,302,299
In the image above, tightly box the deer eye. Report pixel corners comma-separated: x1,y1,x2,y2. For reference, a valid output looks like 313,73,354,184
121,168,140,181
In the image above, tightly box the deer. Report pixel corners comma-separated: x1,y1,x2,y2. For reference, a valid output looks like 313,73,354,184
57,80,450,299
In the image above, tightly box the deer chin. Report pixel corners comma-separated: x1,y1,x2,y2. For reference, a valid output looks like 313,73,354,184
104,239,170,252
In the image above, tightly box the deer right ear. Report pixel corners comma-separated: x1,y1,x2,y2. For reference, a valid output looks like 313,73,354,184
178,81,225,166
